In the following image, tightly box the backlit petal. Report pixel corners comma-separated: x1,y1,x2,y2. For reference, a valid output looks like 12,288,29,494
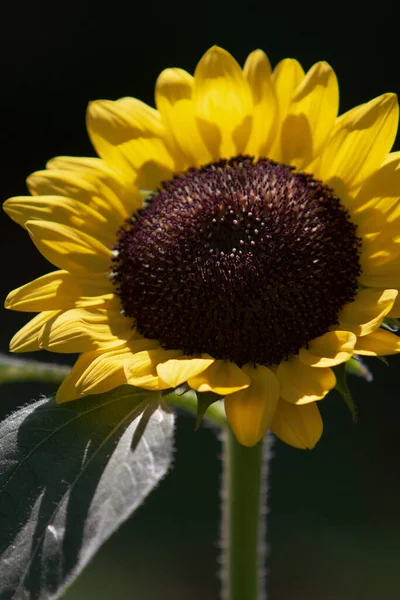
280,62,339,168
243,49,277,157
316,93,399,192
271,400,323,449
269,58,305,161
87,99,175,190
193,46,252,157
224,364,279,447
155,68,212,166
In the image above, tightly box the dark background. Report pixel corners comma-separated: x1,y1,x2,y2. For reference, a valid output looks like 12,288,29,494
1,4,400,599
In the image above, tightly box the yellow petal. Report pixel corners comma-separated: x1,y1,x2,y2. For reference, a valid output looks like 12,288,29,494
298,331,356,367
3,195,116,248
224,364,279,447
338,288,397,336
280,61,339,168
351,153,400,226
87,99,175,190
127,348,182,390
271,400,323,449
316,93,399,192
26,169,133,226
193,46,252,157
45,156,141,217
358,270,400,290
25,220,111,274
5,270,112,312
243,49,277,157
56,347,133,403
272,58,305,117
188,359,250,395
354,328,400,355
277,357,336,404
155,68,212,167
360,235,400,279
156,355,215,388
269,58,305,161
10,311,62,352
387,294,400,317
38,303,139,353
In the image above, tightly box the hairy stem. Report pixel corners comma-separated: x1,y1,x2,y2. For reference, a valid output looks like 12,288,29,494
221,428,272,600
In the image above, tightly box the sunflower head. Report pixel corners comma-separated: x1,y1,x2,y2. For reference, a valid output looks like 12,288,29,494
4,45,400,448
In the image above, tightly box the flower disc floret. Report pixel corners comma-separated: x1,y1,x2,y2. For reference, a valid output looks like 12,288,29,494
112,156,362,366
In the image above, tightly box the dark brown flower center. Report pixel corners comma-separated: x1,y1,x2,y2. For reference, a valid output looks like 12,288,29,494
112,156,361,366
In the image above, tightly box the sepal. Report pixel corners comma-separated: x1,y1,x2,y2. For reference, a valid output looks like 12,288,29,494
333,363,357,422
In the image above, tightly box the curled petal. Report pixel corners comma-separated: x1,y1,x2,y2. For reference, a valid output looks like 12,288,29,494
298,331,356,367
156,355,215,388
127,348,182,390
354,329,400,355
338,288,398,336
277,357,336,404
188,360,250,395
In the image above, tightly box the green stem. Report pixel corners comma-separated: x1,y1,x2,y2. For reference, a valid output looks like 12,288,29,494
221,427,271,600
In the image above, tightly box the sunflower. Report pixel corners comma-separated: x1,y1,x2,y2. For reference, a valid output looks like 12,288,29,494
4,46,400,449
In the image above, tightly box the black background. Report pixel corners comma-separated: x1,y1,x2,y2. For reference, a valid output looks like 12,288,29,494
1,4,400,599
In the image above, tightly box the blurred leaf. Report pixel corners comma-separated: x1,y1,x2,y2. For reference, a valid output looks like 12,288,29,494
0,353,70,384
382,318,400,333
346,356,373,382
334,363,357,422
0,385,175,600
375,355,389,366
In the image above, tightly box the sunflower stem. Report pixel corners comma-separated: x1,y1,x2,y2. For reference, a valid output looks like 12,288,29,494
221,428,272,600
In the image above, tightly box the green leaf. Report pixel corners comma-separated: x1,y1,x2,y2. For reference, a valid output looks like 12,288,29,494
0,385,175,600
334,363,357,422
194,391,221,430
163,388,227,429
